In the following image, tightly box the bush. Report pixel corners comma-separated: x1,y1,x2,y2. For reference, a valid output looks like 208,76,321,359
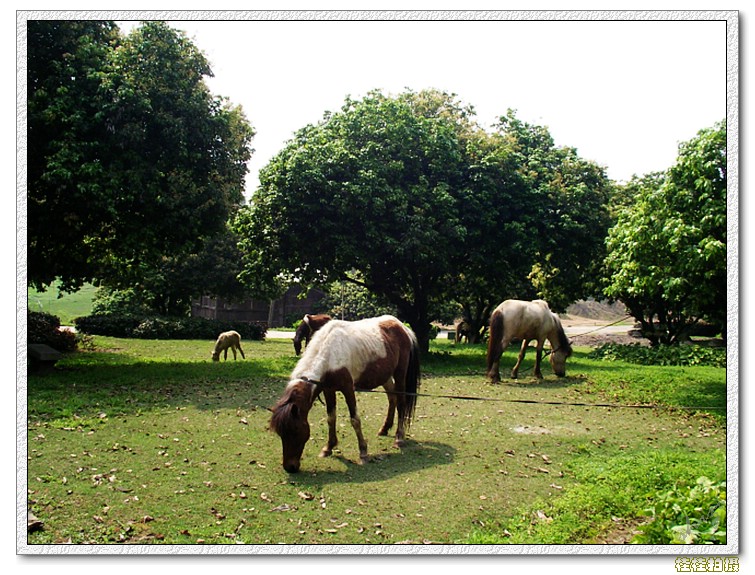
588,343,725,368
28,310,78,352
74,313,266,341
632,476,726,544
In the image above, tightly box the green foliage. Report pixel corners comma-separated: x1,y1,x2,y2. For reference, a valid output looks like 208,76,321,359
468,451,725,545
74,314,266,340
604,121,726,345
91,286,153,316
27,310,78,352
589,343,726,368
27,20,254,293
632,476,726,544
313,274,397,321
234,92,612,350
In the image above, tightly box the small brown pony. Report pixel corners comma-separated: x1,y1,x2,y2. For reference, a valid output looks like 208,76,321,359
270,315,420,473
293,313,331,355
486,299,572,382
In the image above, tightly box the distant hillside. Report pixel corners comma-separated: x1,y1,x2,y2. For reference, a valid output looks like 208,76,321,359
566,299,628,320
27,283,97,325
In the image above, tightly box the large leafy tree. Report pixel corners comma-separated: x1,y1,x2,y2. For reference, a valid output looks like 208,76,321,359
449,112,613,342
234,90,612,350
603,120,726,345
496,111,614,313
235,89,471,350
27,21,254,294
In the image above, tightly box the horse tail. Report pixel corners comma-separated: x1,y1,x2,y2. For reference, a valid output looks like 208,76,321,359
402,334,421,427
487,309,505,372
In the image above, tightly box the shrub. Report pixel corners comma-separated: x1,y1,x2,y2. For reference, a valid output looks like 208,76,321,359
28,310,77,352
632,476,726,544
588,343,725,368
74,313,266,341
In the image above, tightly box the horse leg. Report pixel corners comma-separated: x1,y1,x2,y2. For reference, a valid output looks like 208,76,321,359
319,390,338,458
378,387,396,437
237,343,245,359
231,347,237,360
223,348,228,361
342,386,369,463
534,341,544,378
512,339,529,379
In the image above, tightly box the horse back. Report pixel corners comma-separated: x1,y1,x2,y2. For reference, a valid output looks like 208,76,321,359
496,299,556,341
298,316,416,390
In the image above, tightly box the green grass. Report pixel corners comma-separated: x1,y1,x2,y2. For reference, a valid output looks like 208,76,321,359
25,338,727,546
27,282,97,325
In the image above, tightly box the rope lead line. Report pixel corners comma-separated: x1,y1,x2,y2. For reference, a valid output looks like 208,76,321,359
354,388,725,411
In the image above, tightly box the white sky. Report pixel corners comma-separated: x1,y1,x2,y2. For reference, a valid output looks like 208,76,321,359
117,15,728,193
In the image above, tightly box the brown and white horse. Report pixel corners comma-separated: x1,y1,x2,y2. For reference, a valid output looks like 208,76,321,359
293,313,332,355
486,299,573,382
270,315,420,473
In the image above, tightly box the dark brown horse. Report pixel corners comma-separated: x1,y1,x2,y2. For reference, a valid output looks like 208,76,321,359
486,299,573,382
270,315,421,473
293,314,332,355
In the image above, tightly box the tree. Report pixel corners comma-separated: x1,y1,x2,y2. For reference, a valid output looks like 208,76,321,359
603,121,726,345
448,112,613,342
234,89,471,351
27,20,121,290
234,91,613,351
496,111,614,313
27,21,254,294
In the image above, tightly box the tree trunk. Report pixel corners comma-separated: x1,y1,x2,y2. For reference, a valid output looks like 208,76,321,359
397,299,432,354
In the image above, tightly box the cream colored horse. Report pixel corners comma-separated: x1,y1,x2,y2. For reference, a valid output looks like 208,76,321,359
486,299,572,382
211,331,245,361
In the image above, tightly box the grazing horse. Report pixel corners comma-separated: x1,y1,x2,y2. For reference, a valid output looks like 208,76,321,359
211,331,245,362
455,320,472,344
293,313,332,355
486,299,572,382
269,315,421,473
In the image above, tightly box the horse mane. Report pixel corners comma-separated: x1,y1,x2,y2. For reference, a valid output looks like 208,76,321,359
552,316,573,357
269,381,313,435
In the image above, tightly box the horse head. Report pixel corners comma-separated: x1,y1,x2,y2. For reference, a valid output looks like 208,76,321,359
292,316,312,356
549,329,573,377
269,379,317,472
549,347,570,377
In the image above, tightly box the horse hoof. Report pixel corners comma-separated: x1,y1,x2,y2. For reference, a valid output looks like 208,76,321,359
393,439,405,449
319,448,333,458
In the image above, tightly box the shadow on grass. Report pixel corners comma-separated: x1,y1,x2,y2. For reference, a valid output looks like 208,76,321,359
289,439,457,486
27,357,295,421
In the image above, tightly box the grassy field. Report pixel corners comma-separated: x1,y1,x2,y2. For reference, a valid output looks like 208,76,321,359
27,283,97,325
25,336,727,547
